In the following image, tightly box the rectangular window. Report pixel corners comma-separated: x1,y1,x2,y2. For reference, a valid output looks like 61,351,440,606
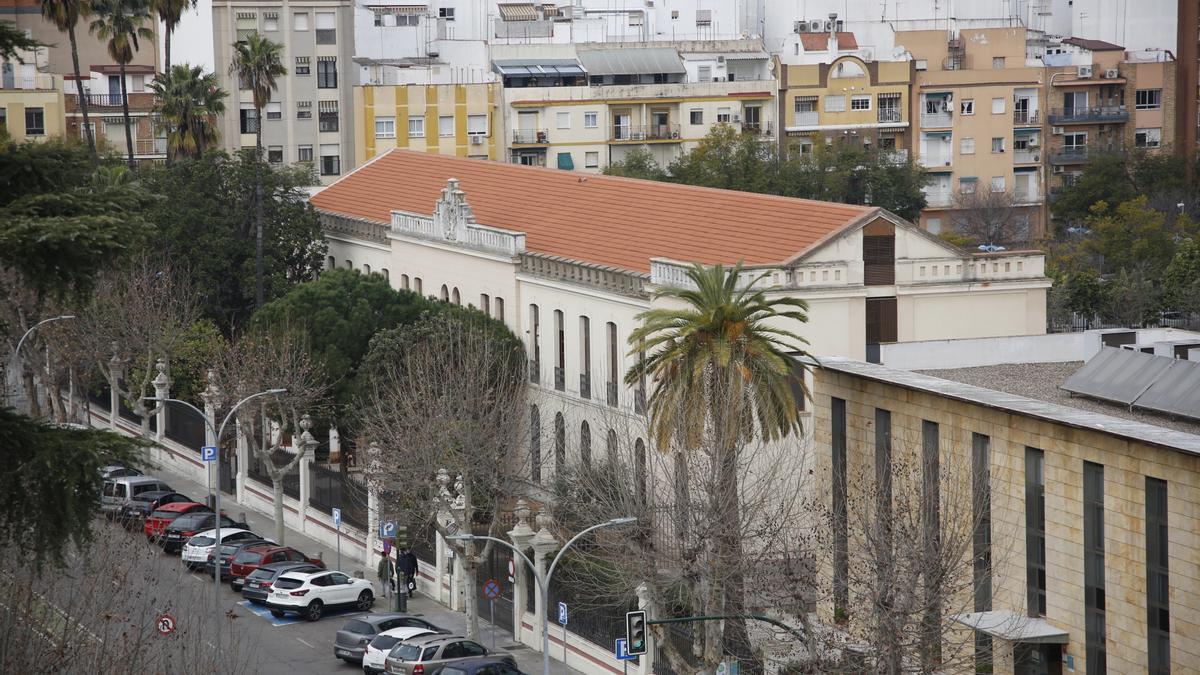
319,143,340,175
318,101,338,132
991,97,1005,114
824,95,846,112
239,107,258,134
831,398,848,618
267,145,283,163
578,315,591,398
972,433,993,672
992,56,1005,69
1136,128,1163,148
408,116,424,137
959,177,977,194
294,56,310,75
689,109,702,124
317,59,337,88
438,6,454,19
1084,461,1106,674
794,97,817,114
296,101,312,119
1065,132,1087,149
263,13,278,31
991,137,1005,153
438,115,454,137
875,408,893,621
697,65,712,81
850,95,871,111
293,12,308,30
583,111,598,128
716,107,731,123
467,114,487,135
375,116,395,138
606,322,618,406
960,99,974,115
24,107,45,135
1146,477,1170,675
921,420,941,665
991,176,1006,193
315,11,336,43
265,102,281,120
1025,448,1046,617
1135,89,1162,110
297,144,313,162
584,151,599,168
556,111,570,129
961,137,975,154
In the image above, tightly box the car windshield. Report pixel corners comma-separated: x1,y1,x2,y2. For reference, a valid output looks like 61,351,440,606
235,550,263,563
247,568,275,581
370,635,402,650
219,544,241,555
150,509,179,519
189,536,215,547
343,619,374,635
273,578,303,590
389,644,422,661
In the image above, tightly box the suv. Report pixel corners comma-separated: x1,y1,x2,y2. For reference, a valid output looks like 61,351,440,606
266,570,373,621
101,476,172,518
228,544,324,591
117,491,192,529
144,501,211,542
383,635,511,675
100,464,143,480
160,512,245,554
241,561,324,604
209,539,275,581
333,613,448,664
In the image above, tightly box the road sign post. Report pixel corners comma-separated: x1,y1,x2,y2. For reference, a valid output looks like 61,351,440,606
156,613,176,636
482,577,501,650
332,508,342,570
200,446,218,462
558,602,569,671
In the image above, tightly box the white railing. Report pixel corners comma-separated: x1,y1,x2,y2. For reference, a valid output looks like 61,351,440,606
1012,187,1039,204
882,149,909,164
921,153,953,168
466,223,526,256
920,111,952,128
6,73,57,90
924,190,953,207
792,263,851,287
390,210,525,256
792,111,818,127
390,210,439,239
650,258,788,291
521,254,647,297
966,253,1045,281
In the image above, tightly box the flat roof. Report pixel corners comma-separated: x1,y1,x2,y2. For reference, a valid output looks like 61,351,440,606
951,611,1069,645
820,358,1200,458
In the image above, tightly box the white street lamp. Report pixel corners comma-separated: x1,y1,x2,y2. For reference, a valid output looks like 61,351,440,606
8,315,75,409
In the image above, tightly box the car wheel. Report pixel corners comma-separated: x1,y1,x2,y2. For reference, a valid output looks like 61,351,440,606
270,609,284,618
305,600,323,622
355,590,373,611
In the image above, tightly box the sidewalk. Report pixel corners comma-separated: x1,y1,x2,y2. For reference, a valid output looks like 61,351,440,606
150,463,585,675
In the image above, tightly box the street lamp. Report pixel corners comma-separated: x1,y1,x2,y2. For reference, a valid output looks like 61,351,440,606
8,315,75,409
144,387,285,650
447,515,636,675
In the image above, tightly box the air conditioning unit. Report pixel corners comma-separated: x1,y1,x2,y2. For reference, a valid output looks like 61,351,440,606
793,20,804,33
1051,126,1064,135
427,50,439,57
1053,165,1065,173
1104,68,1119,78
1033,153,1041,162
1077,64,1093,78
824,20,833,31
470,134,484,145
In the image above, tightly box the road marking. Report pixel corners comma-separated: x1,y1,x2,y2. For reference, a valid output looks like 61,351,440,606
296,638,316,649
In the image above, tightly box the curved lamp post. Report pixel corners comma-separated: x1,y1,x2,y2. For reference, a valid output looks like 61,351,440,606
8,315,75,409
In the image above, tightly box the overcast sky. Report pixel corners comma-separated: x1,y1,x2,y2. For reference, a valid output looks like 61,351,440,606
164,1,215,73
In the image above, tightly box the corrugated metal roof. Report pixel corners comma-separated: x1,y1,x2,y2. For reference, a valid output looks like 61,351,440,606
492,59,586,77
577,48,686,76
1061,347,1173,405
1136,359,1200,421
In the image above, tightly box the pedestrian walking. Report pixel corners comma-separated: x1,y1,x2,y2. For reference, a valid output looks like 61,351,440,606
376,551,395,599
398,547,418,598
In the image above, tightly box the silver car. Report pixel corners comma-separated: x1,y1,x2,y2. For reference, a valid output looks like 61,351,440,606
101,476,171,517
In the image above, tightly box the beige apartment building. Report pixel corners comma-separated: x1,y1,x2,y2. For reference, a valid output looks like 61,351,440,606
813,358,1197,674
354,82,498,166
0,68,64,142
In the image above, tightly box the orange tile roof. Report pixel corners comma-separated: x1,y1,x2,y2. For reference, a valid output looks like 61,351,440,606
799,32,860,52
311,150,876,274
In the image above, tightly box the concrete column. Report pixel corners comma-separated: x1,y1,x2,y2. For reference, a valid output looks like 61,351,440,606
234,418,248,504
107,344,122,430
507,499,535,644
531,509,559,656
298,453,312,530
435,531,447,605
366,448,379,559
151,359,169,442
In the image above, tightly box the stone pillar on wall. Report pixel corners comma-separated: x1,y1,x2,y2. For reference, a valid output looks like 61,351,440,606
151,359,169,442
530,509,558,655
507,499,535,643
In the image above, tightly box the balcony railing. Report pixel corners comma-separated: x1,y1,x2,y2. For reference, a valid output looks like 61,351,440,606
1049,147,1089,164
1013,148,1041,164
611,124,681,142
924,190,953,207
881,149,909,164
135,137,168,156
2,73,56,90
1013,187,1040,204
606,381,618,407
579,373,590,400
512,129,549,144
743,121,773,136
921,153,953,169
1013,109,1041,125
793,111,818,127
920,111,953,128
83,93,126,107
1047,106,1128,124
877,108,902,123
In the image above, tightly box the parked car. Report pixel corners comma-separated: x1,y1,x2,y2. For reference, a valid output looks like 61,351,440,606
241,561,325,605
209,539,278,581
100,463,143,480
181,529,270,570
333,613,449,664
160,512,245,554
361,627,437,674
228,543,324,591
101,476,172,518
143,501,211,542
265,570,373,621
383,635,510,675
439,657,527,675
117,491,192,529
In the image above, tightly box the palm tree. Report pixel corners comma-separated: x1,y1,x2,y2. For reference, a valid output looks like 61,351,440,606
41,0,96,158
89,0,153,169
229,33,286,308
625,262,812,668
149,0,190,73
148,63,226,160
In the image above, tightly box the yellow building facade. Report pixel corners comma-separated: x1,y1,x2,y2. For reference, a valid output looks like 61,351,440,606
0,70,65,143
354,82,498,167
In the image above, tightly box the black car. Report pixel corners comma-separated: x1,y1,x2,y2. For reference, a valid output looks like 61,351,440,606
440,656,527,675
333,613,447,664
240,561,324,604
116,491,192,529
160,512,246,554
206,539,272,582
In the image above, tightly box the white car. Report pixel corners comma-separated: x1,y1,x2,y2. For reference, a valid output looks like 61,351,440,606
361,627,435,674
180,529,269,569
266,570,374,621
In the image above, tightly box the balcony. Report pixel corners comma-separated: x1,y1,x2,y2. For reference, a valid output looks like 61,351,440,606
135,137,168,156
512,129,549,144
1047,106,1129,124
877,108,902,123
924,190,953,207
611,124,681,142
881,149,909,164
82,93,126,107
1,73,57,90
920,152,953,169
579,373,590,400
1049,147,1089,164
743,121,773,136
1013,109,1041,126
1013,187,1040,204
793,111,818,127
1013,148,1041,164
920,111,953,128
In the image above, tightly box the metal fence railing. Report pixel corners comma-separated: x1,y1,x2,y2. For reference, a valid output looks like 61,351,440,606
247,449,300,500
308,462,367,529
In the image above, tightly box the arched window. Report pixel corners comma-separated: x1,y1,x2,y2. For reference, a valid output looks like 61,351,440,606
528,304,541,383
553,310,565,391
326,255,336,270
606,429,618,465
401,274,410,290
480,294,490,315
580,421,591,468
381,268,389,282
635,438,647,505
452,287,461,305
495,297,505,322
579,316,591,399
440,284,449,301
414,277,423,294
530,405,541,482
363,263,371,274
345,259,353,269
606,322,619,406
554,413,566,474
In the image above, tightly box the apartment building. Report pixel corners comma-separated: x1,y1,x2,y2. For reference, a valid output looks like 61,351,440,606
0,0,159,76
813,357,1199,674
354,81,499,165
62,65,167,162
494,41,775,171
0,61,64,142
212,0,354,183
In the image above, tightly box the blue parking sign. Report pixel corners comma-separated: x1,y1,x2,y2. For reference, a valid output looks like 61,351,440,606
380,520,396,539
332,507,342,528
201,446,218,462
557,602,568,626
615,638,635,661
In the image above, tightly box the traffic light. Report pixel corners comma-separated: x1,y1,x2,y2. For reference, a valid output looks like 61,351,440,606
395,525,408,549
625,610,647,656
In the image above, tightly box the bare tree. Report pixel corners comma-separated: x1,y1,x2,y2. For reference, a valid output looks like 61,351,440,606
951,189,1032,247
213,328,331,545
358,310,527,640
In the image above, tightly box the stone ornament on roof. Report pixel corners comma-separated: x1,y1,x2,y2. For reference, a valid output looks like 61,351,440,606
434,178,476,242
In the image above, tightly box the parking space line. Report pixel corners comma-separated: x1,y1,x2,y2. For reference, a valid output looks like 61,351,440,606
296,638,316,649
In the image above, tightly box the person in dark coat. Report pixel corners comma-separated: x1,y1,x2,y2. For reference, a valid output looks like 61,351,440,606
397,548,418,598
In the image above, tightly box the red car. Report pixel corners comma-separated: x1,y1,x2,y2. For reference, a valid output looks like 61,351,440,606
144,501,211,541
228,544,325,591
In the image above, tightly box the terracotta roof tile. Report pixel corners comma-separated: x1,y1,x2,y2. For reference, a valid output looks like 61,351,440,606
311,150,875,274
799,32,859,52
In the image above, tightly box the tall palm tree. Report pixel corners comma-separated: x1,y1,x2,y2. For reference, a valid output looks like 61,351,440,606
625,262,811,668
41,0,96,158
229,33,286,308
148,63,225,161
149,0,189,73
89,0,153,169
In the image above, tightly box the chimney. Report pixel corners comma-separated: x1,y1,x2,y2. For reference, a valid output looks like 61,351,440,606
828,13,839,53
